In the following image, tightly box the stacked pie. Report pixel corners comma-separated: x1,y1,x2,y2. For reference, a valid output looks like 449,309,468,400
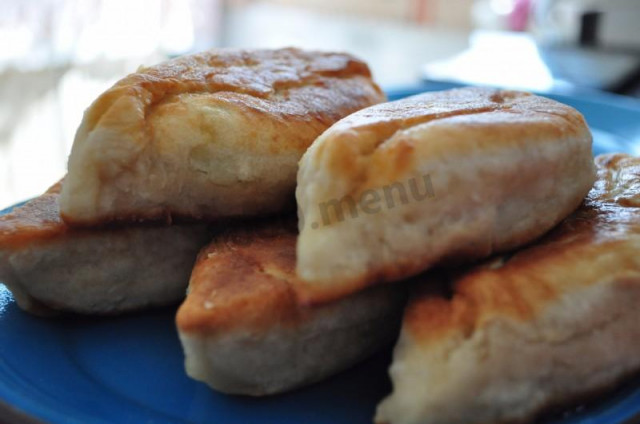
2,47,639,424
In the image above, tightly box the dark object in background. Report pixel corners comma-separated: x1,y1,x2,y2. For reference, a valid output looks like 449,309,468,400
579,11,599,47
535,0,640,95
422,0,640,97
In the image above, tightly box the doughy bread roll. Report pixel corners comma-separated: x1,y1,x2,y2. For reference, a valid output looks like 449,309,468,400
176,218,406,396
295,87,595,303
60,48,384,225
0,182,210,315
376,153,640,424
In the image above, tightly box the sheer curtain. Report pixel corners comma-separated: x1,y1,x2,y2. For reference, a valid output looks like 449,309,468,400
0,0,222,207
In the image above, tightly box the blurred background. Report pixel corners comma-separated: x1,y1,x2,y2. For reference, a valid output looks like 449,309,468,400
1,0,639,207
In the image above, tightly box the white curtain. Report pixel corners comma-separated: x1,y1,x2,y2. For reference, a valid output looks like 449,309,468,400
0,0,222,207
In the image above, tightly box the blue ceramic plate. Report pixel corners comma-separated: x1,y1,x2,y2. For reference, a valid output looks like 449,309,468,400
1,86,640,424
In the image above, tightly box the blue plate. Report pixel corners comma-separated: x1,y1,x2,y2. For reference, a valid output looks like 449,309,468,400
2,86,640,424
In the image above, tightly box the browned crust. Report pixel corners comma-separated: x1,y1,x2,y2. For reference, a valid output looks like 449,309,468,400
177,216,358,334
0,180,200,249
312,88,588,190
176,217,301,333
375,154,640,424
405,153,640,341
83,48,378,133
0,181,68,248
61,47,385,226
294,87,593,304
